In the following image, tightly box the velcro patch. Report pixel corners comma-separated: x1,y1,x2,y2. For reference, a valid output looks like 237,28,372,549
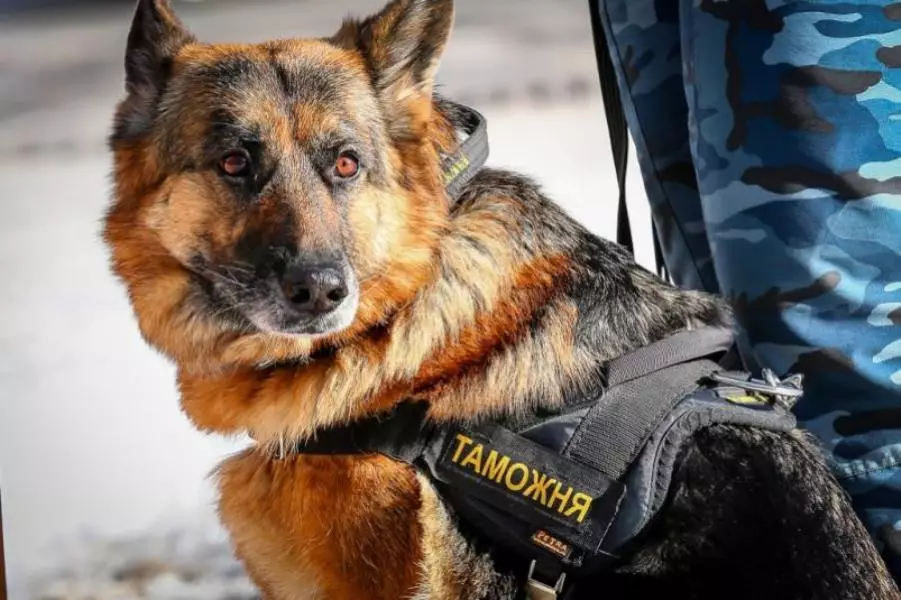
434,424,625,553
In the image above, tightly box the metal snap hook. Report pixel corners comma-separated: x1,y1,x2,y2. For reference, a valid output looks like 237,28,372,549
710,369,804,410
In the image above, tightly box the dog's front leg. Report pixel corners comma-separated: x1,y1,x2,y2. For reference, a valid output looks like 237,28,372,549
411,474,519,600
215,450,428,600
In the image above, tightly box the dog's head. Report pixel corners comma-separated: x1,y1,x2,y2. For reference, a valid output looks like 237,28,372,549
104,0,458,369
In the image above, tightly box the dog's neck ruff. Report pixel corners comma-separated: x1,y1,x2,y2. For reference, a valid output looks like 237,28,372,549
283,317,801,598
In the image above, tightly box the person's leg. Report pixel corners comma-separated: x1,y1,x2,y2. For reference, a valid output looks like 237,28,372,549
595,0,719,294
680,0,901,577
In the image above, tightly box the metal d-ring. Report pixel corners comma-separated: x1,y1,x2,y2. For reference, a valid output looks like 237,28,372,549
525,560,567,600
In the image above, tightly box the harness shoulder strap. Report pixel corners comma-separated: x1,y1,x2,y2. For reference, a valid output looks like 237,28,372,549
566,360,718,479
564,327,733,479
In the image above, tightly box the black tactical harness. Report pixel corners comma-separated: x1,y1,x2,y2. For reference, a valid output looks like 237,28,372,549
283,101,803,599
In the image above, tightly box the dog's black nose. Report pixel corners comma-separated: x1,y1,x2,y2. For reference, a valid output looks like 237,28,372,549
281,265,349,314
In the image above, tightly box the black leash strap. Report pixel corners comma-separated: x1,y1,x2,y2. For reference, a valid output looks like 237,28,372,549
588,0,631,257
0,488,6,600
588,0,670,282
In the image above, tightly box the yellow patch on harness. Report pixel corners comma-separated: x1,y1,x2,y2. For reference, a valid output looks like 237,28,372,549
449,433,594,523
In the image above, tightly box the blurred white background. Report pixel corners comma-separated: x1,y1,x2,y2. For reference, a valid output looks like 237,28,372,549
0,0,653,597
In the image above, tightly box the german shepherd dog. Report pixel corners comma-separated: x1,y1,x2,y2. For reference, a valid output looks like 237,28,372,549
103,1,899,598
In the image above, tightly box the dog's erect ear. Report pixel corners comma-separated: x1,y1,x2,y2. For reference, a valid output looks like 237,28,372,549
113,0,194,141
124,0,194,95
352,0,454,101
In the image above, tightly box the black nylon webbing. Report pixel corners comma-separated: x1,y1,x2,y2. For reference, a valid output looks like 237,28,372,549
565,359,719,480
588,0,631,257
652,224,670,283
0,488,6,600
604,327,733,387
288,401,433,463
589,0,670,282
442,104,490,201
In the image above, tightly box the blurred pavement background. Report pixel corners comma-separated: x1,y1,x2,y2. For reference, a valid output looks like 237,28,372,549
0,1,654,598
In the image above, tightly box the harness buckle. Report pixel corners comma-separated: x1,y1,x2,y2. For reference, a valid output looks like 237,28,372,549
525,560,567,600
711,368,803,410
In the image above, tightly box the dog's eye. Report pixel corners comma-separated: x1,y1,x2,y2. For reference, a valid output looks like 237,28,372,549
219,151,251,177
334,152,360,180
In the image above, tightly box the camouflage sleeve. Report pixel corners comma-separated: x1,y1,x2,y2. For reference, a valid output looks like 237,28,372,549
596,0,901,580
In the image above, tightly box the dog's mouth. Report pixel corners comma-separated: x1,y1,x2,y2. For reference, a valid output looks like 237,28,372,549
193,260,360,337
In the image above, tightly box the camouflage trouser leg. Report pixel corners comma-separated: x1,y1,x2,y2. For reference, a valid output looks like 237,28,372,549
597,0,901,578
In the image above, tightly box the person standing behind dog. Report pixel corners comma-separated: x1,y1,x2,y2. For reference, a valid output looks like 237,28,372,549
592,0,901,580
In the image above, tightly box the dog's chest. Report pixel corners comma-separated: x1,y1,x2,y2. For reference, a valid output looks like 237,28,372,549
215,450,426,600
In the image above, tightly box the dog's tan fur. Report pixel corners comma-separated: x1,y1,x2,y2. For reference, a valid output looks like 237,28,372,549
104,1,603,595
